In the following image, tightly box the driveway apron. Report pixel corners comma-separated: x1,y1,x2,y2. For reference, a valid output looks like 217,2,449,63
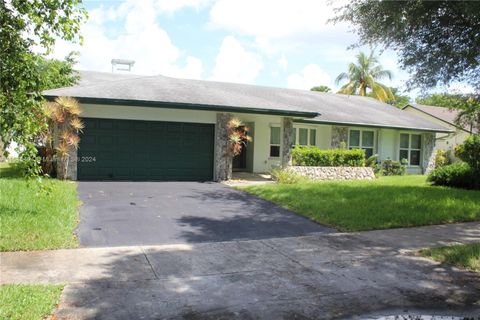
76,181,332,247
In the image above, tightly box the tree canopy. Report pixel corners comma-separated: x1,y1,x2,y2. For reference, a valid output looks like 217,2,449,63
38,52,80,91
0,0,87,176
335,51,394,102
310,86,332,93
334,0,480,92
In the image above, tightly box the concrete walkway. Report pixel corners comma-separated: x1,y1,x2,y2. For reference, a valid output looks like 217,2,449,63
2,222,480,319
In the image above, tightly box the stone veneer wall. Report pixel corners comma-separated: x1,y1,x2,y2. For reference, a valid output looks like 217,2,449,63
214,113,233,181
288,166,375,181
331,126,348,148
282,117,294,168
422,132,436,174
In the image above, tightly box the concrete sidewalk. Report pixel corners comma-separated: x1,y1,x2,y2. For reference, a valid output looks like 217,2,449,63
2,222,480,319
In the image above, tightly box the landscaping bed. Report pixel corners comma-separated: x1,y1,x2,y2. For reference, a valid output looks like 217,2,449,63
241,175,480,231
0,163,79,251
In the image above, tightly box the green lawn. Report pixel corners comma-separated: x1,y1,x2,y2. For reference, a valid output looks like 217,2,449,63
0,163,79,251
241,175,480,231
420,243,480,272
0,284,64,320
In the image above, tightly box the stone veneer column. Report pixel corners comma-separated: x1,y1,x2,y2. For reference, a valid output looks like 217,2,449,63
282,117,294,168
331,126,349,148
214,113,233,181
422,132,436,174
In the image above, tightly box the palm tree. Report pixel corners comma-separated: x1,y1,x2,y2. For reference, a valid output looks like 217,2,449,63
335,52,394,102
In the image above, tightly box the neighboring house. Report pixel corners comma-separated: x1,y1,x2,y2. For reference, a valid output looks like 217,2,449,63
43,71,451,181
402,104,476,157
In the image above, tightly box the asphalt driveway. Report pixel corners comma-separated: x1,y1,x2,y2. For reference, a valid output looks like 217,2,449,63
76,181,331,247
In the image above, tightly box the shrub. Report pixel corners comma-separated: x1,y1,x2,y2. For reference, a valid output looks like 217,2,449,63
365,154,378,168
455,135,480,173
434,149,451,168
270,168,306,184
428,162,480,189
377,159,406,176
292,146,365,167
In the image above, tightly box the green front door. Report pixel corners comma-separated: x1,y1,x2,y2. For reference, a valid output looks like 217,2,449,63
77,118,214,181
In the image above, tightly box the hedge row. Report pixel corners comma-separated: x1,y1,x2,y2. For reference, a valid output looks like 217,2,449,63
292,146,365,167
427,162,479,190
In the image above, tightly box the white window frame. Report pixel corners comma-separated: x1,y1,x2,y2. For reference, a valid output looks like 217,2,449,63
399,132,422,166
348,128,376,157
293,127,317,146
269,125,281,158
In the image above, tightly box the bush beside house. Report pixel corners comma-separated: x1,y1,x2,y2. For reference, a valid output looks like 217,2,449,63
428,135,480,189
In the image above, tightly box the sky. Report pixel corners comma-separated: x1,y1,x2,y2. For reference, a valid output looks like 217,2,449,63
50,0,457,98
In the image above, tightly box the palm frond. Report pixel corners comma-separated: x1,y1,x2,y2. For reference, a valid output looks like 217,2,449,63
55,96,82,115
335,72,349,85
337,81,357,95
56,142,70,157
227,118,243,129
70,118,85,132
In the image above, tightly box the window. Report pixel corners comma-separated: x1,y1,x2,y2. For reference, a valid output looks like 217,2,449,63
270,127,280,157
399,133,422,165
348,129,375,158
292,128,316,146
299,128,308,145
310,129,316,146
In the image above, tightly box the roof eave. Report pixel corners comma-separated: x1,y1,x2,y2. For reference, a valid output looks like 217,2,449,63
402,104,472,134
294,119,454,133
43,95,319,118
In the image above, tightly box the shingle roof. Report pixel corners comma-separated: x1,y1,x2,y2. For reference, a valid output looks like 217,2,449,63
43,71,452,132
405,104,477,134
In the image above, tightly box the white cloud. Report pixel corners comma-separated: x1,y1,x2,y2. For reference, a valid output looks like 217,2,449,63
209,36,263,84
277,55,288,72
287,64,331,90
155,0,213,15
209,0,348,39
50,0,203,79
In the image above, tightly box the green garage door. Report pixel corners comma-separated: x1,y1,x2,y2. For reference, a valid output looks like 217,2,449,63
78,118,214,181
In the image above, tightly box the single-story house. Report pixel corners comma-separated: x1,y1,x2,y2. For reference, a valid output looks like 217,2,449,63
403,103,477,157
43,71,452,181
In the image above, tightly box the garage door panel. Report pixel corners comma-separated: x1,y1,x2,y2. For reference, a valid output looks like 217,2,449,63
78,118,214,181
98,120,115,130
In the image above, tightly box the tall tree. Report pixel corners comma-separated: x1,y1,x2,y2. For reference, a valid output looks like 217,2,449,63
333,1,480,92
310,85,332,93
38,52,80,91
0,0,87,176
335,51,394,102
